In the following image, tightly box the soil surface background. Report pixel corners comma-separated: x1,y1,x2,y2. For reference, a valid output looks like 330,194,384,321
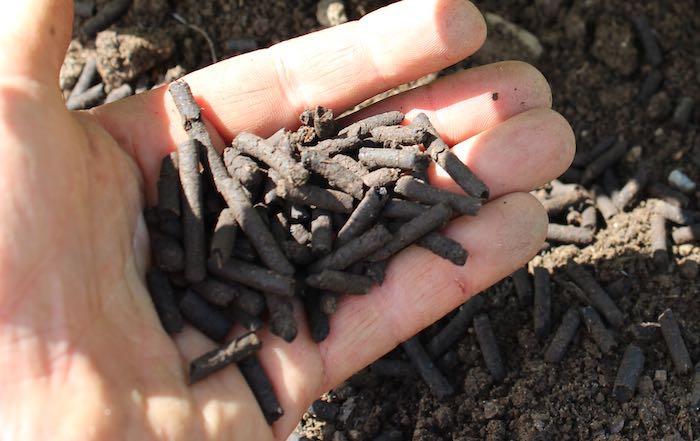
63,1,700,440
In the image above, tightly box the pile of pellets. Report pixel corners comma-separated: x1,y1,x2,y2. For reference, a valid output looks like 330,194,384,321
144,79,489,423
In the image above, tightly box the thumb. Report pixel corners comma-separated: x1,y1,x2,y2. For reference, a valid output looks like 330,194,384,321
0,0,73,83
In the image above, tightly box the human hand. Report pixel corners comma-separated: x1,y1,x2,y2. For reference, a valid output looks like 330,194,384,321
0,0,573,439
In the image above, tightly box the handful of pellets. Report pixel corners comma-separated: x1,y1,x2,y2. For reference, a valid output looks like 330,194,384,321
144,79,489,423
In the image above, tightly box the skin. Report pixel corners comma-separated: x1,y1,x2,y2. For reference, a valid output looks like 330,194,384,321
0,0,574,440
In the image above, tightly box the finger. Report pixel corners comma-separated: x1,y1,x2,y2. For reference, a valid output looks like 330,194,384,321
90,0,486,191
429,108,576,198
318,192,547,390
341,60,553,145
0,0,72,83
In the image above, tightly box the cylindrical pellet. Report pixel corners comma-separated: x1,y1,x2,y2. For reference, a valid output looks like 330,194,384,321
358,147,428,171
612,169,648,210
544,306,581,363
547,224,595,245
306,269,373,294
362,168,401,187
394,176,481,216
238,355,284,424
370,359,417,377
511,267,533,306
592,185,618,220
81,0,132,37
208,259,296,297
179,291,232,341
304,292,330,342
69,57,98,98
210,208,237,267
189,332,261,384
416,231,468,266
145,270,184,334
276,181,354,214
533,267,551,340
658,309,692,374
581,139,628,186
581,306,617,354
310,208,333,256
301,150,364,199
381,198,429,219
650,213,669,271
265,292,297,342
426,295,484,358
631,16,662,67
338,111,405,138
473,313,506,383
656,201,700,225
176,139,206,283
401,336,454,398
104,83,133,103
66,82,106,110
671,96,695,128
581,205,598,231
308,223,393,272
234,132,308,187
336,187,389,246
542,190,587,216
613,344,645,403
157,152,181,231
648,182,689,207
638,69,663,104
566,262,624,327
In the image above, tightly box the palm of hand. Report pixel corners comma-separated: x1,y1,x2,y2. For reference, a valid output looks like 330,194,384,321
0,1,575,440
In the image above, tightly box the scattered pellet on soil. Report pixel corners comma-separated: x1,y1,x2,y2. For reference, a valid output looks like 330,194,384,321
580,306,617,354
613,344,645,403
658,309,692,374
511,266,534,306
648,182,689,207
566,262,624,327
401,336,454,398
533,267,552,340
544,306,581,363
474,313,506,383
671,223,700,245
81,0,132,37
580,139,628,186
427,295,484,358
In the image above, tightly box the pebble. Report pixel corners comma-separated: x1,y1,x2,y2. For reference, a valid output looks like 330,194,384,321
484,400,500,419
668,169,696,194
609,415,625,434
654,369,667,383
316,0,348,27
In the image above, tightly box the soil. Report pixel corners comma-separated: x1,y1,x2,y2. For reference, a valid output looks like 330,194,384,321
63,0,700,440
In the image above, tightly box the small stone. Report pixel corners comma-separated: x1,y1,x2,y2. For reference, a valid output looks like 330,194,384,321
609,415,625,434
484,400,500,419
668,169,697,194
654,369,667,383
316,0,348,27
679,260,699,279
678,244,695,257
626,145,643,163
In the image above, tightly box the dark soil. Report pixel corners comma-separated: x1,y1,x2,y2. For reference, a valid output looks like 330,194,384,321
63,1,700,440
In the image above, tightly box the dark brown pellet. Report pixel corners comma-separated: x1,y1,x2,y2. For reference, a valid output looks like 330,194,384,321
671,224,700,245
581,205,598,230
304,292,330,342
225,306,264,332
265,293,297,342
511,267,534,306
238,355,284,424
602,169,621,198
308,223,392,272
210,208,237,267
613,344,645,403
176,139,206,283
581,306,617,354
658,309,692,374
189,332,261,384
310,208,333,256
631,16,663,67
234,132,309,187
223,147,264,197
544,306,581,363
691,362,700,411
81,0,132,37
474,313,506,383
69,57,98,98
233,237,258,262
310,400,340,422
368,203,452,262
559,167,582,183
427,295,484,358
66,82,106,111
301,149,364,199
306,269,373,294
541,190,587,216
362,167,401,187
650,213,669,271
572,136,616,168
104,83,133,104
592,185,618,220
358,147,428,171
305,106,337,140
369,125,429,146
74,1,96,18
533,267,551,340
227,283,266,317
638,70,663,104
566,262,624,327
656,201,700,225
401,336,454,398
381,198,430,219
370,358,416,377
339,111,405,138
416,231,468,266
613,169,648,210
630,322,661,341
208,258,296,297
153,235,185,273
394,176,480,216
310,136,363,156
413,113,490,199
276,180,354,214
336,187,389,246
546,224,595,245
671,96,695,128
580,139,628,186
157,152,181,229
145,269,184,334
649,182,689,207
191,278,237,307
179,291,232,341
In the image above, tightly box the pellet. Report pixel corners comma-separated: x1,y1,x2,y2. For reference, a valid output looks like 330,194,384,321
152,235,185,273
191,278,238,307
542,190,587,216
671,224,700,245
223,147,264,197
572,136,617,168
581,306,617,354
544,306,581,363
66,82,106,110
566,262,624,327
233,237,258,262
559,167,582,183
179,291,232,341
473,313,506,383
238,355,284,424
362,167,401,187
546,224,595,245
303,106,337,140
81,0,132,37
336,187,389,246
280,240,313,265
175,139,206,283
330,153,368,176
394,176,480,216
308,209,332,256
638,69,663,104
580,139,628,186
368,203,452,262
74,1,96,18
276,180,354,214
691,362,700,411
649,183,689,207
208,259,296,297
612,168,648,210
592,185,618,220
370,359,417,377
426,295,484,358
511,266,534,306
311,136,363,156
631,16,663,67
189,332,261,384
358,147,428,171
69,57,98,98
301,150,364,199
306,269,373,294
304,292,330,342
339,111,405,138
413,113,490,199
581,205,598,230
308,223,392,272
668,169,696,194
401,336,454,398
613,344,645,403
210,208,237,267
630,322,660,341
416,231,468,266
369,125,429,146
671,96,695,128
364,260,389,285
381,198,429,219
145,269,184,334
265,292,297,342
157,152,181,229
650,213,669,271
104,83,133,103
533,267,552,340
658,309,692,374
234,132,308,187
